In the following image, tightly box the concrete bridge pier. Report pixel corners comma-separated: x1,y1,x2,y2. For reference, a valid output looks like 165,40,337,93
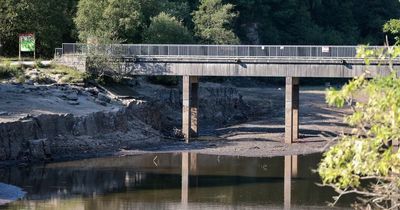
182,76,199,143
285,77,300,144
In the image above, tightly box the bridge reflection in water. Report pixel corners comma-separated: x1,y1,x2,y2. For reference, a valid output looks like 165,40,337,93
0,153,353,209
180,153,299,210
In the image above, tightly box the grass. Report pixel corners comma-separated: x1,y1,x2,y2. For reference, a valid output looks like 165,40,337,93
0,62,87,84
0,65,24,80
0,57,88,84
49,64,89,83
0,57,19,62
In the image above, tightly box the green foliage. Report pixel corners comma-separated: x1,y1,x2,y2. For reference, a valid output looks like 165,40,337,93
75,0,141,42
384,19,400,45
34,59,46,68
102,0,142,41
159,1,191,26
0,65,24,80
74,0,108,42
0,0,78,57
231,0,399,45
319,46,400,209
50,64,88,83
1,0,400,56
144,12,193,44
192,0,240,44
86,54,127,82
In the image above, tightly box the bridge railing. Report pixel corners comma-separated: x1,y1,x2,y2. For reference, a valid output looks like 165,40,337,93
60,43,384,59
54,48,63,59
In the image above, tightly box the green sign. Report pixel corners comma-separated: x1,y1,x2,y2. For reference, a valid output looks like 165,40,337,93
19,33,35,52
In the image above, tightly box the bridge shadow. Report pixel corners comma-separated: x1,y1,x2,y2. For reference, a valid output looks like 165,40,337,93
125,62,173,75
213,126,337,139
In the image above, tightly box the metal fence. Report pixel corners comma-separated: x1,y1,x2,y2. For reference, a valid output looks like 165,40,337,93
54,48,63,58
59,43,385,59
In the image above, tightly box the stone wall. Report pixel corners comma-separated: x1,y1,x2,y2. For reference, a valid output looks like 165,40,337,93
55,55,87,71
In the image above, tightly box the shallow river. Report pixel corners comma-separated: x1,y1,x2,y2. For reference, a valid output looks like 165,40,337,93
0,153,352,210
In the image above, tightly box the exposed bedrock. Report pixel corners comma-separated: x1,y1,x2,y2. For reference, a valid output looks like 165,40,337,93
131,86,254,136
0,105,160,162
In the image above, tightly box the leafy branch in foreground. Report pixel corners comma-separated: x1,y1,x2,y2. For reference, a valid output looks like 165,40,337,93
318,45,400,210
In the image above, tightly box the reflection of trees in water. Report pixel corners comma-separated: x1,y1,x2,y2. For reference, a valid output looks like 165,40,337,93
0,153,349,209
1,167,149,200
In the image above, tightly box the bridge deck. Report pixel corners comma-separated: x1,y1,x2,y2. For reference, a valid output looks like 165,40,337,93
56,44,397,78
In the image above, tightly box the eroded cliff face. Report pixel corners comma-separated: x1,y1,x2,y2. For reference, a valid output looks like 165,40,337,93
0,103,160,162
0,80,259,163
131,85,254,136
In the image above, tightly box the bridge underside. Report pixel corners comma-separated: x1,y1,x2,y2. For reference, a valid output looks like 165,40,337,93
181,75,301,143
126,58,395,143
58,54,399,144
126,58,396,78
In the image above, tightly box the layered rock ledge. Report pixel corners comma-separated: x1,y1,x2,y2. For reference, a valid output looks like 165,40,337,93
0,84,160,162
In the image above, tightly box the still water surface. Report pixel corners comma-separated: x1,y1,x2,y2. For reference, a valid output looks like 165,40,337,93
0,153,352,210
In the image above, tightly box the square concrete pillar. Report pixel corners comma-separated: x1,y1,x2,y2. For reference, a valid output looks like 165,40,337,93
182,76,199,143
285,77,300,144
182,76,191,142
190,77,199,137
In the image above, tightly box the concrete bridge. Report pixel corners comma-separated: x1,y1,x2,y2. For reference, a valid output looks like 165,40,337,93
55,43,397,143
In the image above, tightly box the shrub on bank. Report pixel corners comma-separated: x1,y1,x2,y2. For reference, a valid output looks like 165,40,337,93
50,64,89,83
0,65,24,80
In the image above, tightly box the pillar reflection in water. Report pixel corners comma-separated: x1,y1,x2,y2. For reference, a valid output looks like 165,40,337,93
181,152,189,207
181,152,198,209
284,155,298,210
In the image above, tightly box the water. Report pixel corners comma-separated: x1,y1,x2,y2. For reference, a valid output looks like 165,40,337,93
0,153,352,210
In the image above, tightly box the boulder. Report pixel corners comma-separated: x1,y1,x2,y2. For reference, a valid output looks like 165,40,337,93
97,93,111,103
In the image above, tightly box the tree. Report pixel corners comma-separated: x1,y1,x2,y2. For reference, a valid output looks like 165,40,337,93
0,0,78,57
144,12,193,44
103,0,142,42
318,46,400,209
159,0,192,27
75,0,142,43
384,19,400,45
192,0,240,44
74,0,108,42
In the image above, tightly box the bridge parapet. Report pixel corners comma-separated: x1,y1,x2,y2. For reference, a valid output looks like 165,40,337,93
58,43,385,59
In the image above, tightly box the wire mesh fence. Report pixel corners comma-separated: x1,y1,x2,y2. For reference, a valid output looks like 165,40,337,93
59,43,385,59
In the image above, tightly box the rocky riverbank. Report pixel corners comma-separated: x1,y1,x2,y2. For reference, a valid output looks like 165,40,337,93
0,83,161,162
0,75,351,164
